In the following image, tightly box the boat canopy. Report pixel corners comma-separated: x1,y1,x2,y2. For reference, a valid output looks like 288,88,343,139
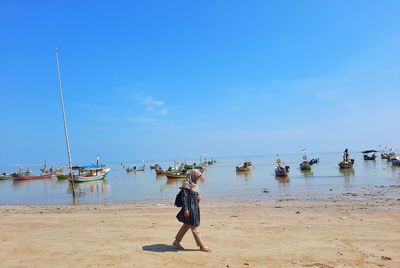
72,164,106,170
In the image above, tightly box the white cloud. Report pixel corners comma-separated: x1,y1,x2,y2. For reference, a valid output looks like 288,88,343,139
136,95,168,115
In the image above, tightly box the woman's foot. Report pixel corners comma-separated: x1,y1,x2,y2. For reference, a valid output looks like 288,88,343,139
172,241,184,250
199,245,212,252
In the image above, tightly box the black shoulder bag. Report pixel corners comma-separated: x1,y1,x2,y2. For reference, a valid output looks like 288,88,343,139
174,187,183,207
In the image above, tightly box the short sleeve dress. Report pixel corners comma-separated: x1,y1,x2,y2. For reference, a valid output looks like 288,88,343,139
176,188,200,227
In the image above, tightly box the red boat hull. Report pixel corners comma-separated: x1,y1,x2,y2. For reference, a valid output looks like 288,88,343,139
12,174,55,180
275,171,288,177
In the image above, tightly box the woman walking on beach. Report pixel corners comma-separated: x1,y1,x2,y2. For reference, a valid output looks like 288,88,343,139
173,169,211,252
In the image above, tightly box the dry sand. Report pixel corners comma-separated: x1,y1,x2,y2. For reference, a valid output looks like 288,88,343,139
0,198,399,268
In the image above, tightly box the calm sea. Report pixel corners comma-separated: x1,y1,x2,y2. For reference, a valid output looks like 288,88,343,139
0,153,399,205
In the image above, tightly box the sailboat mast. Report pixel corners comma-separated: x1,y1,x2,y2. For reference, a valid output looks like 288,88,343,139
56,48,75,196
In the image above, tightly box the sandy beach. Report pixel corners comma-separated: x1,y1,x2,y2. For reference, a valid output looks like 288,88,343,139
1,195,399,268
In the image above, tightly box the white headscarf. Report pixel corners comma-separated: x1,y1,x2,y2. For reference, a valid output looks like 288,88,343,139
182,169,202,193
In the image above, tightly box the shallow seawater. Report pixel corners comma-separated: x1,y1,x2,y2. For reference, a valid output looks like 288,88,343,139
0,153,399,205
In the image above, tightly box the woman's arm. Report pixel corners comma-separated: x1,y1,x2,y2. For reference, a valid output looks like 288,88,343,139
181,188,190,218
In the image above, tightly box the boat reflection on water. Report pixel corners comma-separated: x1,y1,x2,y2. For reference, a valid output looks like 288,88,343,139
275,176,290,185
236,170,252,182
12,178,55,189
67,180,110,202
300,170,313,177
339,168,355,188
339,168,355,177
165,178,185,187
155,174,165,181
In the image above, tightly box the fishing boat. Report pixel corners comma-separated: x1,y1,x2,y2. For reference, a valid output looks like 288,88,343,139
391,157,400,166
183,163,207,170
362,150,377,160
121,163,145,172
381,151,395,160
57,174,69,180
12,173,55,181
0,173,12,180
275,158,289,177
71,167,111,183
165,170,187,179
308,158,319,165
150,164,160,170
300,151,312,171
363,154,376,160
338,159,354,169
236,161,253,172
154,166,165,175
300,161,311,171
275,165,289,177
207,159,216,165
339,148,354,169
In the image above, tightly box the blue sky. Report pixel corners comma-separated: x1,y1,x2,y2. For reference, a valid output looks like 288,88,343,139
0,0,399,165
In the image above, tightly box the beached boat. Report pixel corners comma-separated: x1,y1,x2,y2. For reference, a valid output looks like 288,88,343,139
236,161,253,172
165,170,187,179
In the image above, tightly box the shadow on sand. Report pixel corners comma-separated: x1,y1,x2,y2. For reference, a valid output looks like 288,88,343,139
142,244,198,252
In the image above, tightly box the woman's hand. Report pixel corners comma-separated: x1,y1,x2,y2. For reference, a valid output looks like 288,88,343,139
197,195,202,202
183,208,190,218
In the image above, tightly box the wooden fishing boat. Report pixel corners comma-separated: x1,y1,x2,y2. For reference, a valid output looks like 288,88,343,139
57,174,69,180
236,161,253,172
122,164,145,172
275,166,289,177
381,152,395,159
338,159,354,169
12,173,55,181
0,173,12,180
275,158,289,177
300,161,311,171
12,165,63,180
183,163,206,170
363,154,376,160
155,168,165,175
150,164,160,170
165,171,187,179
390,156,400,166
72,167,111,183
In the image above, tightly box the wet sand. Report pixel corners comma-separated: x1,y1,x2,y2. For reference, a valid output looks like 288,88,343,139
1,195,399,268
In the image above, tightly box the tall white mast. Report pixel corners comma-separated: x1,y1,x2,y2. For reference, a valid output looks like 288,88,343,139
56,48,75,197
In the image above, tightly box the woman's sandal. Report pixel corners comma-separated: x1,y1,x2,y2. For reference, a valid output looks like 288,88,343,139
199,245,212,252
172,241,184,250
